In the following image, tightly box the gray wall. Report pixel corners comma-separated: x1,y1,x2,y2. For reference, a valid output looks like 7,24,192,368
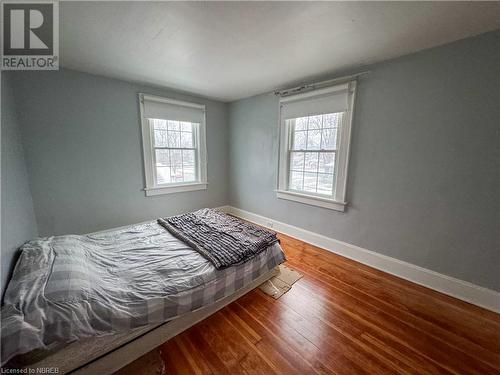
228,30,500,291
9,69,229,236
1,74,38,297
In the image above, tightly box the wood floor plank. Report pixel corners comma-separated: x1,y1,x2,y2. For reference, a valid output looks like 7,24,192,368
208,311,278,375
284,241,500,364
282,234,500,326
174,334,214,375
284,256,500,372
116,233,500,375
228,302,324,375
289,279,496,375
242,290,449,375
194,317,245,374
218,309,283,375
237,292,399,375
239,303,339,374
160,339,200,375
183,327,234,375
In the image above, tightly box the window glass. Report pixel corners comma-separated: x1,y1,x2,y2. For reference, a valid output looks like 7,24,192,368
287,112,341,196
151,119,198,185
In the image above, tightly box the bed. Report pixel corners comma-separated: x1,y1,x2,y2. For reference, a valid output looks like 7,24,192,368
1,209,286,374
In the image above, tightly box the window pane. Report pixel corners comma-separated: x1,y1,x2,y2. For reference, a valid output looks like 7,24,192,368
182,149,195,165
308,115,322,130
307,129,321,150
295,117,308,131
170,149,182,165
182,150,196,182
155,149,170,166
152,119,167,130
303,172,317,192
290,152,304,171
292,130,307,150
180,122,192,132
284,110,346,197
167,131,180,147
304,153,319,172
317,173,334,195
152,120,168,147
183,165,196,182
321,127,337,150
156,166,171,185
154,130,168,147
318,152,335,174
180,132,193,148
323,113,341,128
290,171,303,191
170,164,183,182
151,119,198,185
167,121,180,131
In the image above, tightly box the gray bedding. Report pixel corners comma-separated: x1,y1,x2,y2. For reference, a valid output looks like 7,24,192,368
1,220,286,366
158,208,279,269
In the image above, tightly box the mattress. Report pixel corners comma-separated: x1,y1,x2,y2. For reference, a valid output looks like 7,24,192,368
2,220,286,367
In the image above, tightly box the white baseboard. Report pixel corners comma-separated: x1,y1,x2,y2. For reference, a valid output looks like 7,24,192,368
220,205,500,314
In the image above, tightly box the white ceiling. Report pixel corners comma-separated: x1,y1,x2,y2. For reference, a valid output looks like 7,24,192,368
60,2,500,102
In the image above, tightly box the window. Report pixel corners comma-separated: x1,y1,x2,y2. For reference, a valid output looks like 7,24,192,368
139,94,207,196
277,82,357,211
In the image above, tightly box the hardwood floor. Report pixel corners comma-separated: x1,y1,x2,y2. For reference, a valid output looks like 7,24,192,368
116,233,500,375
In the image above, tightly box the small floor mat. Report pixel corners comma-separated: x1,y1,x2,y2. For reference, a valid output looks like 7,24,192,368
259,265,303,299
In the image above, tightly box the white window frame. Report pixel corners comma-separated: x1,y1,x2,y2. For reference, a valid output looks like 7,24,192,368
277,81,357,212
138,93,207,196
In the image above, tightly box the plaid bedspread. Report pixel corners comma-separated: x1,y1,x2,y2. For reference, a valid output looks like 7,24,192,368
158,208,279,269
0,220,285,366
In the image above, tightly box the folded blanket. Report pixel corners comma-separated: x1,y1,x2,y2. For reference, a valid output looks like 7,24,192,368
158,208,279,269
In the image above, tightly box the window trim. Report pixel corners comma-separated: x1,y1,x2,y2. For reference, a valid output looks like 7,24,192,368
277,81,357,212
138,93,207,196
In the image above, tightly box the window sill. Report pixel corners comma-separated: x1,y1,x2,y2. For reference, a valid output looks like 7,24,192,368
276,190,347,212
144,182,207,196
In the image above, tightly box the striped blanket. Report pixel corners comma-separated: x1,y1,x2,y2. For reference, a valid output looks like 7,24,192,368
158,208,279,269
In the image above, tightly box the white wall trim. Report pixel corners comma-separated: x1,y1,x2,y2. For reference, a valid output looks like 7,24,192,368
222,206,500,313
140,93,206,110
279,83,349,103
276,190,346,212
144,182,207,196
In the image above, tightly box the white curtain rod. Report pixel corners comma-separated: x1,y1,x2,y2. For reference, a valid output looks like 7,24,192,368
273,71,370,97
